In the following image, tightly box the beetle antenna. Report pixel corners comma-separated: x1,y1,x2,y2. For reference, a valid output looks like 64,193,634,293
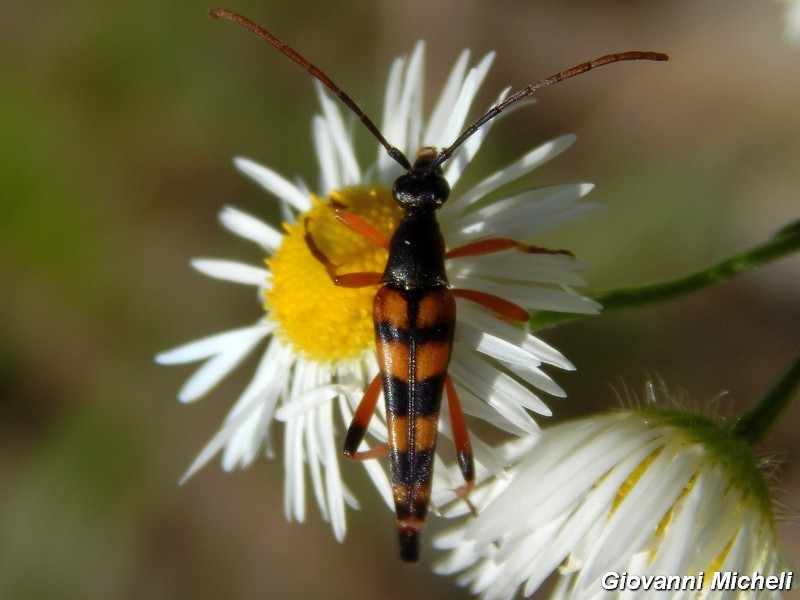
432,51,668,169
209,7,413,172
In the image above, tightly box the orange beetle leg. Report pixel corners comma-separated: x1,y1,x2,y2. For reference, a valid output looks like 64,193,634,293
329,201,390,250
452,288,529,323
446,237,573,259
304,217,382,287
344,374,388,460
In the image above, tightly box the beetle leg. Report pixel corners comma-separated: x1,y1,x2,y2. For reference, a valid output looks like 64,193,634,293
446,237,573,259
445,375,474,491
451,288,529,323
445,375,478,516
304,217,383,287
343,374,388,460
333,272,384,287
329,201,391,250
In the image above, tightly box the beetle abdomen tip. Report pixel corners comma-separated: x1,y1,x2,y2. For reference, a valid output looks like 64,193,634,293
398,525,420,563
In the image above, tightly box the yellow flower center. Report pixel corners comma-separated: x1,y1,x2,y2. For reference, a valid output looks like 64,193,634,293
265,185,402,363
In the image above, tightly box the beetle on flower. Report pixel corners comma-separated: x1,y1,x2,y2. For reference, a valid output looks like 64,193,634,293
157,10,664,553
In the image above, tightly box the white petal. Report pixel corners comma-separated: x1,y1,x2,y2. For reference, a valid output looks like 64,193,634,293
156,322,270,365
444,85,508,188
448,349,543,432
377,53,406,172
403,41,425,157
221,340,293,463
314,81,360,185
645,468,707,575
449,375,529,434
234,156,311,211
506,363,565,398
357,444,394,509
305,413,329,523
432,52,496,150
425,49,472,146
284,413,306,522
470,416,636,542
449,253,588,288
434,412,507,489
297,368,329,526
445,184,597,244
180,398,265,484
453,277,601,314
319,398,347,541
454,322,570,399
454,321,541,367
190,258,269,286
457,303,573,369
223,401,270,471
516,430,665,590
275,384,354,420
218,205,283,252
379,42,425,169
179,339,290,482
447,135,576,213
334,386,393,510
577,443,704,588
175,329,265,403
689,466,748,569
312,115,340,193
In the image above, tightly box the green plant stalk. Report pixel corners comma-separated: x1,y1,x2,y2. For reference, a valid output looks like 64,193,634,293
530,220,800,330
731,348,800,446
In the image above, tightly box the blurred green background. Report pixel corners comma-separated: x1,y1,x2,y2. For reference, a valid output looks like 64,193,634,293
2,1,799,598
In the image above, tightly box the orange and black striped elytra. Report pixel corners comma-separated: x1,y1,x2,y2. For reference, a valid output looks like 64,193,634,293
209,7,667,562
372,285,456,559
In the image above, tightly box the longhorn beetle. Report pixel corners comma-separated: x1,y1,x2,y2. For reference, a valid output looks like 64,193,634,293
209,7,667,562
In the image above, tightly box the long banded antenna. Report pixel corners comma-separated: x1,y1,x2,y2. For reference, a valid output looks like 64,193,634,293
209,7,413,171
432,51,669,169
210,8,668,174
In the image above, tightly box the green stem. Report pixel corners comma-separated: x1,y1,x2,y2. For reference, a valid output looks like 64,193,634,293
530,219,800,330
731,349,800,446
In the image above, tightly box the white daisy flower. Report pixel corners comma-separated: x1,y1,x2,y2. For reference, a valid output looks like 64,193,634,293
157,41,600,542
434,404,793,599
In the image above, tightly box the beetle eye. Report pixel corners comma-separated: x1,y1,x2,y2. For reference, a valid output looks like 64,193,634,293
431,175,450,206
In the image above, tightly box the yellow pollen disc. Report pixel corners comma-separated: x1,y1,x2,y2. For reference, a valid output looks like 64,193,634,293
266,185,402,363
